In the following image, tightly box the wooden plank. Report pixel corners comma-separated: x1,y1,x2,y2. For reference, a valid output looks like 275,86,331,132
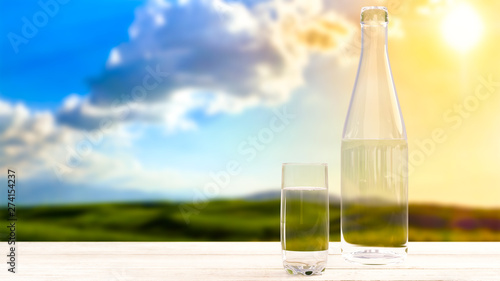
15,242,282,255
4,268,500,281
406,242,500,255
1,242,499,280
11,253,500,269
14,241,500,255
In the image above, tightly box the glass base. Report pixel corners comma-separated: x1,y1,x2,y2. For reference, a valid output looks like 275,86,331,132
342,246,407,265
282,250,328,275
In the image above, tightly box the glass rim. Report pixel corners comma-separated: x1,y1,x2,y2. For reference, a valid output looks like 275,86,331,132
282,162,327,166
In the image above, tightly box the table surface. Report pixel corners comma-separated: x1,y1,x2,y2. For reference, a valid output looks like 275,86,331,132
1,242,499,280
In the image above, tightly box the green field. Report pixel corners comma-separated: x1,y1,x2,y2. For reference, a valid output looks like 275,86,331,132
1,200,499,241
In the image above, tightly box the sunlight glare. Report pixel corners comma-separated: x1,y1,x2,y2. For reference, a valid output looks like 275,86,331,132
441,4,483,52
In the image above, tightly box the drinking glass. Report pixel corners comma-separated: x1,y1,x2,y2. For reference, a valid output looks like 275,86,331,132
281,163,329,275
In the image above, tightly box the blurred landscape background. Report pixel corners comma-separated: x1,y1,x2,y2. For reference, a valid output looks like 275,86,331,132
1,0,499,241
1,198,499,241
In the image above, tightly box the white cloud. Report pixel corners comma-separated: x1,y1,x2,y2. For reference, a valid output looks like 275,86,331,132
107,48,122,67
0,98,206,200
62,150,204,193
59,0,352,132
0,100,75,179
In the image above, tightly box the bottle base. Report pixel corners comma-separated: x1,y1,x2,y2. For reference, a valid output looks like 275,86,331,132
342,246,407,265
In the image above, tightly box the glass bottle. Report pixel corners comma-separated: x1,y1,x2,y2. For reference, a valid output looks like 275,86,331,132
341,6,408,265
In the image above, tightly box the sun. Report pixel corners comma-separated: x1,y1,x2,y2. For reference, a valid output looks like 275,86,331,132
441,3,483,52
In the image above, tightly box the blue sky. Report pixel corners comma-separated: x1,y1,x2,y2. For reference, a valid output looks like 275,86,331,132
1,0,145,109
0,0,357,205
2,0,498,207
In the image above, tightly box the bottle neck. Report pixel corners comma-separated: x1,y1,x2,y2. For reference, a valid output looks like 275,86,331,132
342,7,406,140
343,22,406,140
361,24,388,56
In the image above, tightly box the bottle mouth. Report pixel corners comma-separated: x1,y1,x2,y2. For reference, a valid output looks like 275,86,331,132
361,6,388,25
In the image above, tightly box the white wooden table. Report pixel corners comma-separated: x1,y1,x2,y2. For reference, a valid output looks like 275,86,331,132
1,242,499,280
